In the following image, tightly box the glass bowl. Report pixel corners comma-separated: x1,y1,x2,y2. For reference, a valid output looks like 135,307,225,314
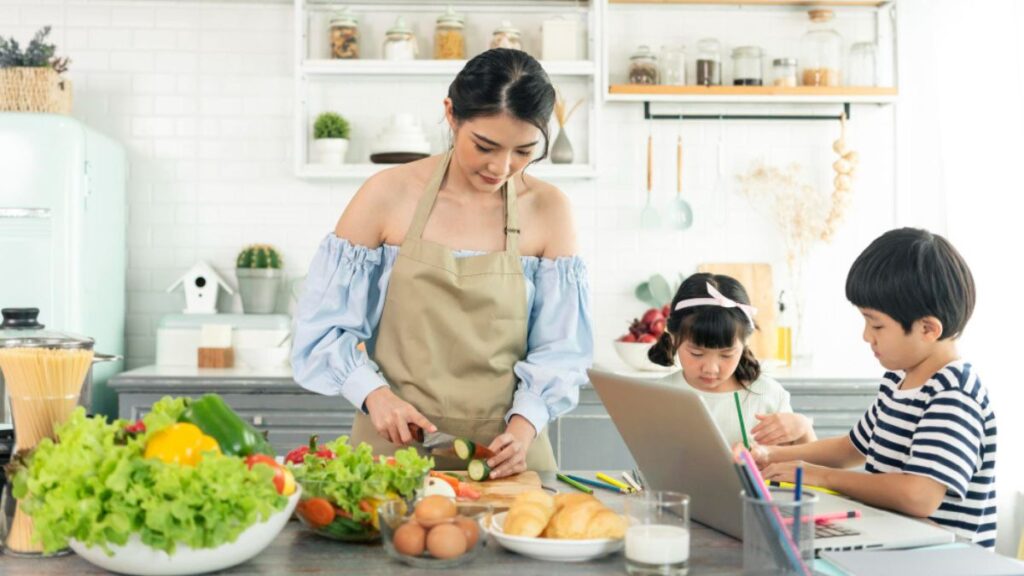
380,500,492,568
295,479,416,543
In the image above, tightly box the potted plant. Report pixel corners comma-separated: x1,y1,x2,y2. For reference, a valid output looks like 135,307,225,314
311,111,350,165
235,244,284,314
0,26,72,114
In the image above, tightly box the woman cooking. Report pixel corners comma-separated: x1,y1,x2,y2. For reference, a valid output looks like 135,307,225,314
292,49,593,479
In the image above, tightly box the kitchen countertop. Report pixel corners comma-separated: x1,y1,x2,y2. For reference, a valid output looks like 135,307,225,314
1,472,745,575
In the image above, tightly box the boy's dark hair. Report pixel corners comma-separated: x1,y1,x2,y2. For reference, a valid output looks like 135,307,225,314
845,227,975,339
648,273,761,387
448,48,556,164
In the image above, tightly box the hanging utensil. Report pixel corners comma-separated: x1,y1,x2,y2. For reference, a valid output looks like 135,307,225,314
666,122,693,230
640,129,661,228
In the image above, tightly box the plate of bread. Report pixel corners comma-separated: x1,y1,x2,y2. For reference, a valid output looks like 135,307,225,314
489,491,626,562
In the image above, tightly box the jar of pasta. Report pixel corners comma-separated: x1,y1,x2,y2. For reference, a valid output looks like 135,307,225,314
434,6,465,60
329,8,359,59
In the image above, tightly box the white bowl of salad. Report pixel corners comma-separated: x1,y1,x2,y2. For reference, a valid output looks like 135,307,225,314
69,488,300,576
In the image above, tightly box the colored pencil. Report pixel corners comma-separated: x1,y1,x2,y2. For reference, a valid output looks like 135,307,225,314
621,471,643,492
793,465,804,552
734,391,750,449
565,474,625,493
781,510,862,526
556,473,593,494
596,472,633,492
769,480,840,496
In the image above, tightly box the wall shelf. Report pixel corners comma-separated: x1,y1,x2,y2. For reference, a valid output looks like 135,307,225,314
608,85,897,104
297,163,597,180
301,59,596,77
608,0,889,7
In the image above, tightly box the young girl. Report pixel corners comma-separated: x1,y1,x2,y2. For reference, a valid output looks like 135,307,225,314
648,273,815,447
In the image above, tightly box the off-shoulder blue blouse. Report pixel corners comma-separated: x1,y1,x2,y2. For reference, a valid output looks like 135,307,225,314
291,234,593,435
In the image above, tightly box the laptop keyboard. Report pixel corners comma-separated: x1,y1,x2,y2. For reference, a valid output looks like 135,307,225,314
814,522,861,539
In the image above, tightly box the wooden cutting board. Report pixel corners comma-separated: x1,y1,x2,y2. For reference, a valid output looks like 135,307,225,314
696,263,776,360
443,470,544,509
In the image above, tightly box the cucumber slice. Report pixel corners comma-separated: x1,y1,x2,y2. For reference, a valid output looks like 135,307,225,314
467,459,491,482
454,438,476,461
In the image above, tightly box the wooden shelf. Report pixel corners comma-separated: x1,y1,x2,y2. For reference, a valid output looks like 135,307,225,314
297,163,597,180
301,59,595,77
609,0,889,6
607,85,897,103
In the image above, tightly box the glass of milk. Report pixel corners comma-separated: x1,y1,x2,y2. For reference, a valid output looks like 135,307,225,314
624,491,690,576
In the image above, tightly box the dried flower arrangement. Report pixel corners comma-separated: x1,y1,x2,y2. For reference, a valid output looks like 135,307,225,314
553,88,583,129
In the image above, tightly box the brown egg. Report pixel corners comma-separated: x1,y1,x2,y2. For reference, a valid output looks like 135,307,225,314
392,521,426,557
426,523,467,559
453,515,480,549
414,495,457,528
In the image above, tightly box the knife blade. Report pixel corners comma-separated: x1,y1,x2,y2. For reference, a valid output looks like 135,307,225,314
408,425,495,459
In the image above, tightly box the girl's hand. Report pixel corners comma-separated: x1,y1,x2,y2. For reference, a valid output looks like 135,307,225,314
486,416,535,480
751,413,813,446
364,388,436,445
761,461,829,487
732,441,774,469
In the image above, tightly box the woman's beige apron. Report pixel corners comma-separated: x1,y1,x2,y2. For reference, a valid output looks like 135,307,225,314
350,151,556,471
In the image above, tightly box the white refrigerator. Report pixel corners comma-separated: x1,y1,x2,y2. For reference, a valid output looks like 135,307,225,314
0,113,127,419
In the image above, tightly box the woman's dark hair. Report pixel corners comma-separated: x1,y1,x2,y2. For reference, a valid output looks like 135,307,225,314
447,48,556,163
648,273,761,387
846,227,975,339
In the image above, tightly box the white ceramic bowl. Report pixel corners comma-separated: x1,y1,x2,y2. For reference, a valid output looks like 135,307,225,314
488,511,623,563
69,488,301,576
236,347,290,370
613,340,677,372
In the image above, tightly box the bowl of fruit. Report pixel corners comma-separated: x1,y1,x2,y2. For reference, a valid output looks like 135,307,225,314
614,305,678,372
380,496,491,568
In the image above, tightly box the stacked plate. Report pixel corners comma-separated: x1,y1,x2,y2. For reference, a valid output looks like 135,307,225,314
370,114,431,164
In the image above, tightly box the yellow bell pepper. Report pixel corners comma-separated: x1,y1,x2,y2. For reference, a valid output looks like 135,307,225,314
144,422,221,467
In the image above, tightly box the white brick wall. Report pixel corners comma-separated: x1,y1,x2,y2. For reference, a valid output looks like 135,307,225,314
2,1,896,374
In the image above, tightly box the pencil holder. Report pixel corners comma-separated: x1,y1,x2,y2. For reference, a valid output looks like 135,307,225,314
741,488,817,576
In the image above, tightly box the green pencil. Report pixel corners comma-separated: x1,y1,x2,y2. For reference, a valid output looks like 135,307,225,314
556,473,594,494
734,391,750,449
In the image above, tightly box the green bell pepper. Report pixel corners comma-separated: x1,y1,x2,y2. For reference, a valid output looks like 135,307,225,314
179,394,274,457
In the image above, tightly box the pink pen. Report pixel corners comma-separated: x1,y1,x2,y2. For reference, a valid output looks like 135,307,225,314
782,510,862,526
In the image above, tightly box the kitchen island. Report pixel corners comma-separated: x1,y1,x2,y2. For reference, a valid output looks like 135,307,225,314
3,472,745,575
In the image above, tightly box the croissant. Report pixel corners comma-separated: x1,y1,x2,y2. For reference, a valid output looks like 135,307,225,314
545,499,606,539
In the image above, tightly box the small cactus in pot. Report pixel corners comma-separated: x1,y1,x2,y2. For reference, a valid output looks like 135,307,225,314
235,244,285,314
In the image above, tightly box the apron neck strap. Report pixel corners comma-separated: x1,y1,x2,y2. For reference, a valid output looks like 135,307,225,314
406,150,521,255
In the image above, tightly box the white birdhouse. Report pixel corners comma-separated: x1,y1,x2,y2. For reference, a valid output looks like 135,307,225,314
166,261,236,314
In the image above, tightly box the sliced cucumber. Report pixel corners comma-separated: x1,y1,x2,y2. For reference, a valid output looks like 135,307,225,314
454,438,476,461
467,459,491,482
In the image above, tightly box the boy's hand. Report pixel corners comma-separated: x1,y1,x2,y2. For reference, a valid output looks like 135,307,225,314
751,413,812,445
761,461,829,487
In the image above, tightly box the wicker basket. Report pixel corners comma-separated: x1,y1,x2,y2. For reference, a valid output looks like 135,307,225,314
0,67,72,114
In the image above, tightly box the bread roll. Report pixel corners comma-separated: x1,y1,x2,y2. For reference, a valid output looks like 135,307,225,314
585,508,628,539
504,501,553,538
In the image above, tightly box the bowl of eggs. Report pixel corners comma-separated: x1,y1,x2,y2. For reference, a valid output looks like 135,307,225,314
379,496,491,568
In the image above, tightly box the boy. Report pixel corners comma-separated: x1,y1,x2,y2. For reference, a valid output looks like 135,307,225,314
753,228,997,549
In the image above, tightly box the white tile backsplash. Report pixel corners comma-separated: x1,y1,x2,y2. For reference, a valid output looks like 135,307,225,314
3,0,894,373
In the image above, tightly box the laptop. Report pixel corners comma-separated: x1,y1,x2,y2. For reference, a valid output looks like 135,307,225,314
589,369,956,553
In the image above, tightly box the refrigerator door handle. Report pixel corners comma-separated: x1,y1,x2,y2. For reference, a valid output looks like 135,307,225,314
0,208,51,219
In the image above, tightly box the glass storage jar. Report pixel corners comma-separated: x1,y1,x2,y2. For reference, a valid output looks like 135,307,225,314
801,9,842,86
383,17,417,61
772,57,799,87
329,8,359,59
659,45,686,85
490,20,522,51
628,45,659,85
434,6,465,60
732,46,763,86
847,42,878,86
696,38,722,86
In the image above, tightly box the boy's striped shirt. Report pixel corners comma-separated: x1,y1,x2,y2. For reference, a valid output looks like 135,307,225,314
849,361,997,549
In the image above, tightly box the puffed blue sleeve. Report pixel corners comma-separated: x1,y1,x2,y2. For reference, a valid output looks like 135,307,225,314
509,256,594,435
291,234,398,411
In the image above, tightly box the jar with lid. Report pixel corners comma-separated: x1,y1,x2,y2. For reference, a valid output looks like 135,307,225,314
434,5,465,60
772,58,798,87
383,17,417,61
847,42,878,86
659,45,686,86
490,20,522,51
628,45,659,85
731,46,763,86
801,9,842,86
695,38,722,86
329,8,359,59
